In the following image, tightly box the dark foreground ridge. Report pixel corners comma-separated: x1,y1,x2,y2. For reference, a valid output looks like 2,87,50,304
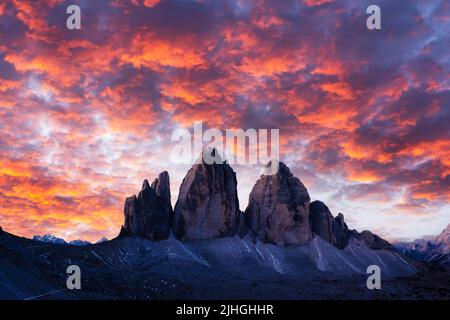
1,228,449,300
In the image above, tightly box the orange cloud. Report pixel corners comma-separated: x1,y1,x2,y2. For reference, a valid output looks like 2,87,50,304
120,30,205,69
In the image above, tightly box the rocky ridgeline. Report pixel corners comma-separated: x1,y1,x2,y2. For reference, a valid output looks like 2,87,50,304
119,171,173,240
119,149,392,250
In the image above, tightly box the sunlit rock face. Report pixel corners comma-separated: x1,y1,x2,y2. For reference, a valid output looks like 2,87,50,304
244,162,313,246
120,171,173,240
435,224,450,251
173,148,241,241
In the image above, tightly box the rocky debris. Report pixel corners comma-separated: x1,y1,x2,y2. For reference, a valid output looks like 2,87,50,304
120,172,173,240
173,148,240,241
244,162,312,245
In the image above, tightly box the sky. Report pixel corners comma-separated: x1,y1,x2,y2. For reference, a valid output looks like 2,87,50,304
0,0,448,242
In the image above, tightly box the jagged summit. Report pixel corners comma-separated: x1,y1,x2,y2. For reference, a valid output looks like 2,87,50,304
151,171,171,203
120,172,173,241
142,179,151,190
173,149,240,241
309,200,392,250
245,161,312,245
117,160,393,251
436,223,450,246
194,146,225,165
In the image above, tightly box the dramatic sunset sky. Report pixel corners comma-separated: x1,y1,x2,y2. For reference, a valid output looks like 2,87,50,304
0,0,448,242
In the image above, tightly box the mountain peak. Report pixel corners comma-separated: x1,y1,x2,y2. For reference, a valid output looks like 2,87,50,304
200,146,224,165
173,151,240,241
435,223,450,245
121,172,173,240
151,171,171,202
33,234,67,245
142,179,151,190
245,161,312,245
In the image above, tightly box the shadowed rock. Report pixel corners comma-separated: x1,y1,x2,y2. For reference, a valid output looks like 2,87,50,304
353,230,393,250
119,172,173,240
151,171,171,202
244,162,312,245
173,148,240,241
310,200,392,250
309,201,350,249
237,211,248,238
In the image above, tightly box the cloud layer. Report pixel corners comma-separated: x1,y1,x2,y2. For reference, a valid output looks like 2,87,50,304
0,0,448,241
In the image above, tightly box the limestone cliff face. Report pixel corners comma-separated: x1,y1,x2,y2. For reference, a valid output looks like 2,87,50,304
173,149,240,241
120,171,173,240
117,161,393,251
244,162,312,245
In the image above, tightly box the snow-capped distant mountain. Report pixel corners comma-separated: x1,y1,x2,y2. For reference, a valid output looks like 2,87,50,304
69,239,91,246
33,234,67,245
394,224,450,266
95,237,109,244
33,234,91,246
435,224,450,250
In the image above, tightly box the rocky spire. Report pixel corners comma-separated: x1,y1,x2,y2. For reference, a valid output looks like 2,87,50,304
119,172,173,240
244,162,312,245
309,200,336,244
173,148,240,241
335,213,349,232
309,201,350,249
151,171,171,202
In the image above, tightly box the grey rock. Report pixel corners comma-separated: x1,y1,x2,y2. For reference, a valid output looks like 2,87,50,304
120,172,173,240
309,201,393,250
244,162,312,245
173,148,240,241
309,200,336,244
435,224,450,248
353,230,393,250
335,213,349,232
151,171,171,202
309,201,351,249
237,211,248,238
